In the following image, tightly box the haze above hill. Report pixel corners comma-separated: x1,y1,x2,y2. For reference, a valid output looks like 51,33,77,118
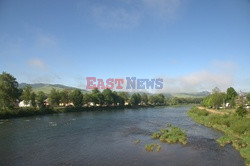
19,83,210,98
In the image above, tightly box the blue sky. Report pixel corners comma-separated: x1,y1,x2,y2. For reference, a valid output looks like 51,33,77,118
0,0,250,92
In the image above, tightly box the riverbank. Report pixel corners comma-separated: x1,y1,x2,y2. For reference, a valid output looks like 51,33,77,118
0,104,198,119
187,107,250,165
0,105,158,119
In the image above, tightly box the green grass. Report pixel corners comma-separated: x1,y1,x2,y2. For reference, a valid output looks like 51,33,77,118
151,125,187,145
188,107,250,166
32,85,65,94
31,85,88,94
145,143,161,152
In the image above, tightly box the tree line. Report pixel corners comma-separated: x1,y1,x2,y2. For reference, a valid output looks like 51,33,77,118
202,87,250,110
0,72,203,111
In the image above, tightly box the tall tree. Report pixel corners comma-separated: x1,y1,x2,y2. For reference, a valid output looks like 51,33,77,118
83,93,93,105
0,72,19,109
149,95,156,105
48,88,61,107
226,87,237,101
119,92,129,102
60,90,70,106
21,85,32,105
130,93,141,106
210,93,226,109
30,92,36,107
102,89,114,106
70,89,83,107
141,93,148,105
156,94,165,105
36,91,47,108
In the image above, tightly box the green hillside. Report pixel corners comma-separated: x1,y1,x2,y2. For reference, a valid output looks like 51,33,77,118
19,83,88,94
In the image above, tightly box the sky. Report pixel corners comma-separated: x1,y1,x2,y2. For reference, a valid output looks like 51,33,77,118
0,0,250,93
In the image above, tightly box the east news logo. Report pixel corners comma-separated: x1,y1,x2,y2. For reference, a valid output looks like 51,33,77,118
86,77,163,90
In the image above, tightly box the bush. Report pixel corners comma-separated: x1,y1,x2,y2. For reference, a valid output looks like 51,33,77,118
151,125,187,145
235,106,247,117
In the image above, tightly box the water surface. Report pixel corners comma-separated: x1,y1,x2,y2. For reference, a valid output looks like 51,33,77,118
0,106,245,166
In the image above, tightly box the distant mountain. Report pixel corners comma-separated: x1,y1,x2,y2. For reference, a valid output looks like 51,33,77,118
172,91,210,98
18,83,210,98
19,83,88,94
122,91,209,98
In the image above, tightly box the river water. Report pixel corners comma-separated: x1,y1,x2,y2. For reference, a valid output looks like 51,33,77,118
0,106,245,166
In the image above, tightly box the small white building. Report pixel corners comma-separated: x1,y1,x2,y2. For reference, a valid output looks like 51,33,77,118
88,102,95,106
18,100,31,107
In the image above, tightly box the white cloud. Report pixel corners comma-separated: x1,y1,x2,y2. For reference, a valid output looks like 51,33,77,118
28,58,47,71
90,5,141,29
78,0,184,29
142,0,182,18
154,60,238,93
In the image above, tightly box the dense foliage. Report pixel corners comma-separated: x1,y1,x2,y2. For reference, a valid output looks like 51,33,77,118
0,72,203,119
0,72,19,109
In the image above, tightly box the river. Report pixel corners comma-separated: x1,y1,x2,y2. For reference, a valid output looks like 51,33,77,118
0,106,245,166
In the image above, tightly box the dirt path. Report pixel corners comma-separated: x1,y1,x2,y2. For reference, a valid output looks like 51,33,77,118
198,106,229,115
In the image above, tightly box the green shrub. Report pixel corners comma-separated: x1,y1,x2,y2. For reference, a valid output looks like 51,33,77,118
236,106,247,117
151,125,187,145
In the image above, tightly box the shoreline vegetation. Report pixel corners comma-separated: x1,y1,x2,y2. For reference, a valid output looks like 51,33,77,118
188,107,250,166
0,72,201,119
135,123,187,152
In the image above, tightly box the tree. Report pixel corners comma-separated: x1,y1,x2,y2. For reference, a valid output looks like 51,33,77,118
102,89,114,106
117,95,125,106
60,90,70,106
0,72,19,109
141,93,148,105
130,93,141,106
149,96,156,105
36,91,47,108
119,92,129,102
156,94,165,105
83,93,93,105
112,91,120,106
21,85,32,105
226,87,237,101
95,92,104,105
30,92,36,107
48,88,61,107
209,92,226,109
70,89,83,107
91,88,104,105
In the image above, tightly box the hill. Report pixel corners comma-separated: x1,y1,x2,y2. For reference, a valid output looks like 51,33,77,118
171,91,210,98
19,83,88,94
